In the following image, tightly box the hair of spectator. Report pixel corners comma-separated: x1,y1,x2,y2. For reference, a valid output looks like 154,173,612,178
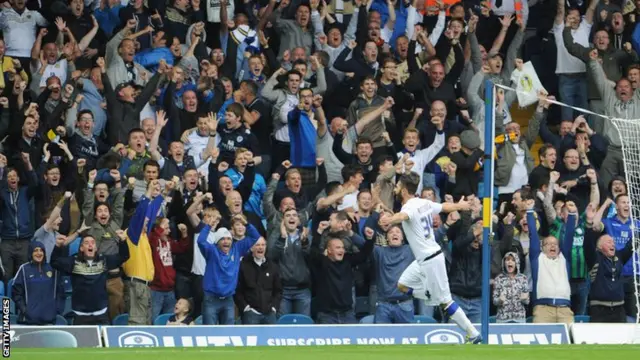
356,137,373,148
226,102,245,118
316,51,330,67
285,168,301,180
235,147,249,159
615,193,629,204
403,127,420,138
144,159,160,172
99,152,120,170
360,75,376,86
77,109,94,121
283,207,298,217
287,70,303,80
293,59,307,69
240,80,258,96
325,181,342,195
341,164,363,182
529,170,550,191
517,185,535,201
128,127,145,138
376,154,394,170
398,172,421,195
538,143,555,160
299,88,314,97
357,188,372,200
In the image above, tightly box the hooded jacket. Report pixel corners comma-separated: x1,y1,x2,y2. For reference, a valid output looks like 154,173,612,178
12,241,64,325
270,229,312,289
492,251,529,322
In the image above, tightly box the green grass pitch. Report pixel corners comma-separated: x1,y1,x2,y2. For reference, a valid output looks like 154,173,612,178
9,345,640,360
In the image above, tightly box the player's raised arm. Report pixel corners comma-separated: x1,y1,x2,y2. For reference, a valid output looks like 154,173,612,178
442,196,473,213
379,211,409,226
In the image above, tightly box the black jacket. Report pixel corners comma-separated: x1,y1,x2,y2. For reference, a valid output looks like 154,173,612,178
584,228,634,303
234,256,282,314
103,72,161,145
449,212,482,298
310,234,373,312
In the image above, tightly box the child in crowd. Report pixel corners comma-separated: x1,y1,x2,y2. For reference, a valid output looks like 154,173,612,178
167,298,194,326
493,252,529,323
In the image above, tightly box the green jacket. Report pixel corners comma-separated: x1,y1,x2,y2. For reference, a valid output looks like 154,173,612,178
82,187,126,256
494,110,543,187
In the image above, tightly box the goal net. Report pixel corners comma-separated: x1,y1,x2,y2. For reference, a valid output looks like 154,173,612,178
609,118,640,343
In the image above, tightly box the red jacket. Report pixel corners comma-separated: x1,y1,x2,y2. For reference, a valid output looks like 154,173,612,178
148,227,191,291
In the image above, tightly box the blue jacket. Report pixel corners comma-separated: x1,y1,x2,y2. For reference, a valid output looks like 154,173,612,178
529,211,575,307
197,223,260,297
135,47,175,73
224,167,267,219
0,168,38,240
50,240,130,313
288,107,317,168
12,241,64,324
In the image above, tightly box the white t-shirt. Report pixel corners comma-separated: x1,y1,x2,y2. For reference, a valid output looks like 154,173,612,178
554,20,592,74
401,197,443,261
191,229,215,276
34,59,68,87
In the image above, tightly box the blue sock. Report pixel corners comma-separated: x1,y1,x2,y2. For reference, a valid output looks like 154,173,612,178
444,302,459,317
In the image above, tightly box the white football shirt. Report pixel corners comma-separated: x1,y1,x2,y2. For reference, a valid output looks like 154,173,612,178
400,197,443,261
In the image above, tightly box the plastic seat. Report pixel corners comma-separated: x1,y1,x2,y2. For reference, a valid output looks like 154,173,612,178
55,314,67,325
526,316,533,323
63,296,72,315
277,314,314,324
412,315,438,324
359,315,375,324
112,313,129,325
0,281,4,297
153,313,173,325
194,315,202,325
574,315,590,323
9,314,16,325
489,315,497,323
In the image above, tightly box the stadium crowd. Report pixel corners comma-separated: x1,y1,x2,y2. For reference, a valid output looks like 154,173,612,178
0,0,639,327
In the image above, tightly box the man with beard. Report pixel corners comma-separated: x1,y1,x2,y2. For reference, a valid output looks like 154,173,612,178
83,168,126,321
51,230,130,325
0,153,38,283
380,172,481,342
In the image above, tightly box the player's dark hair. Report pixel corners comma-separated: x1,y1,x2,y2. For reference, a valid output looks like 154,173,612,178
341,164,363,182
398,172,421,195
